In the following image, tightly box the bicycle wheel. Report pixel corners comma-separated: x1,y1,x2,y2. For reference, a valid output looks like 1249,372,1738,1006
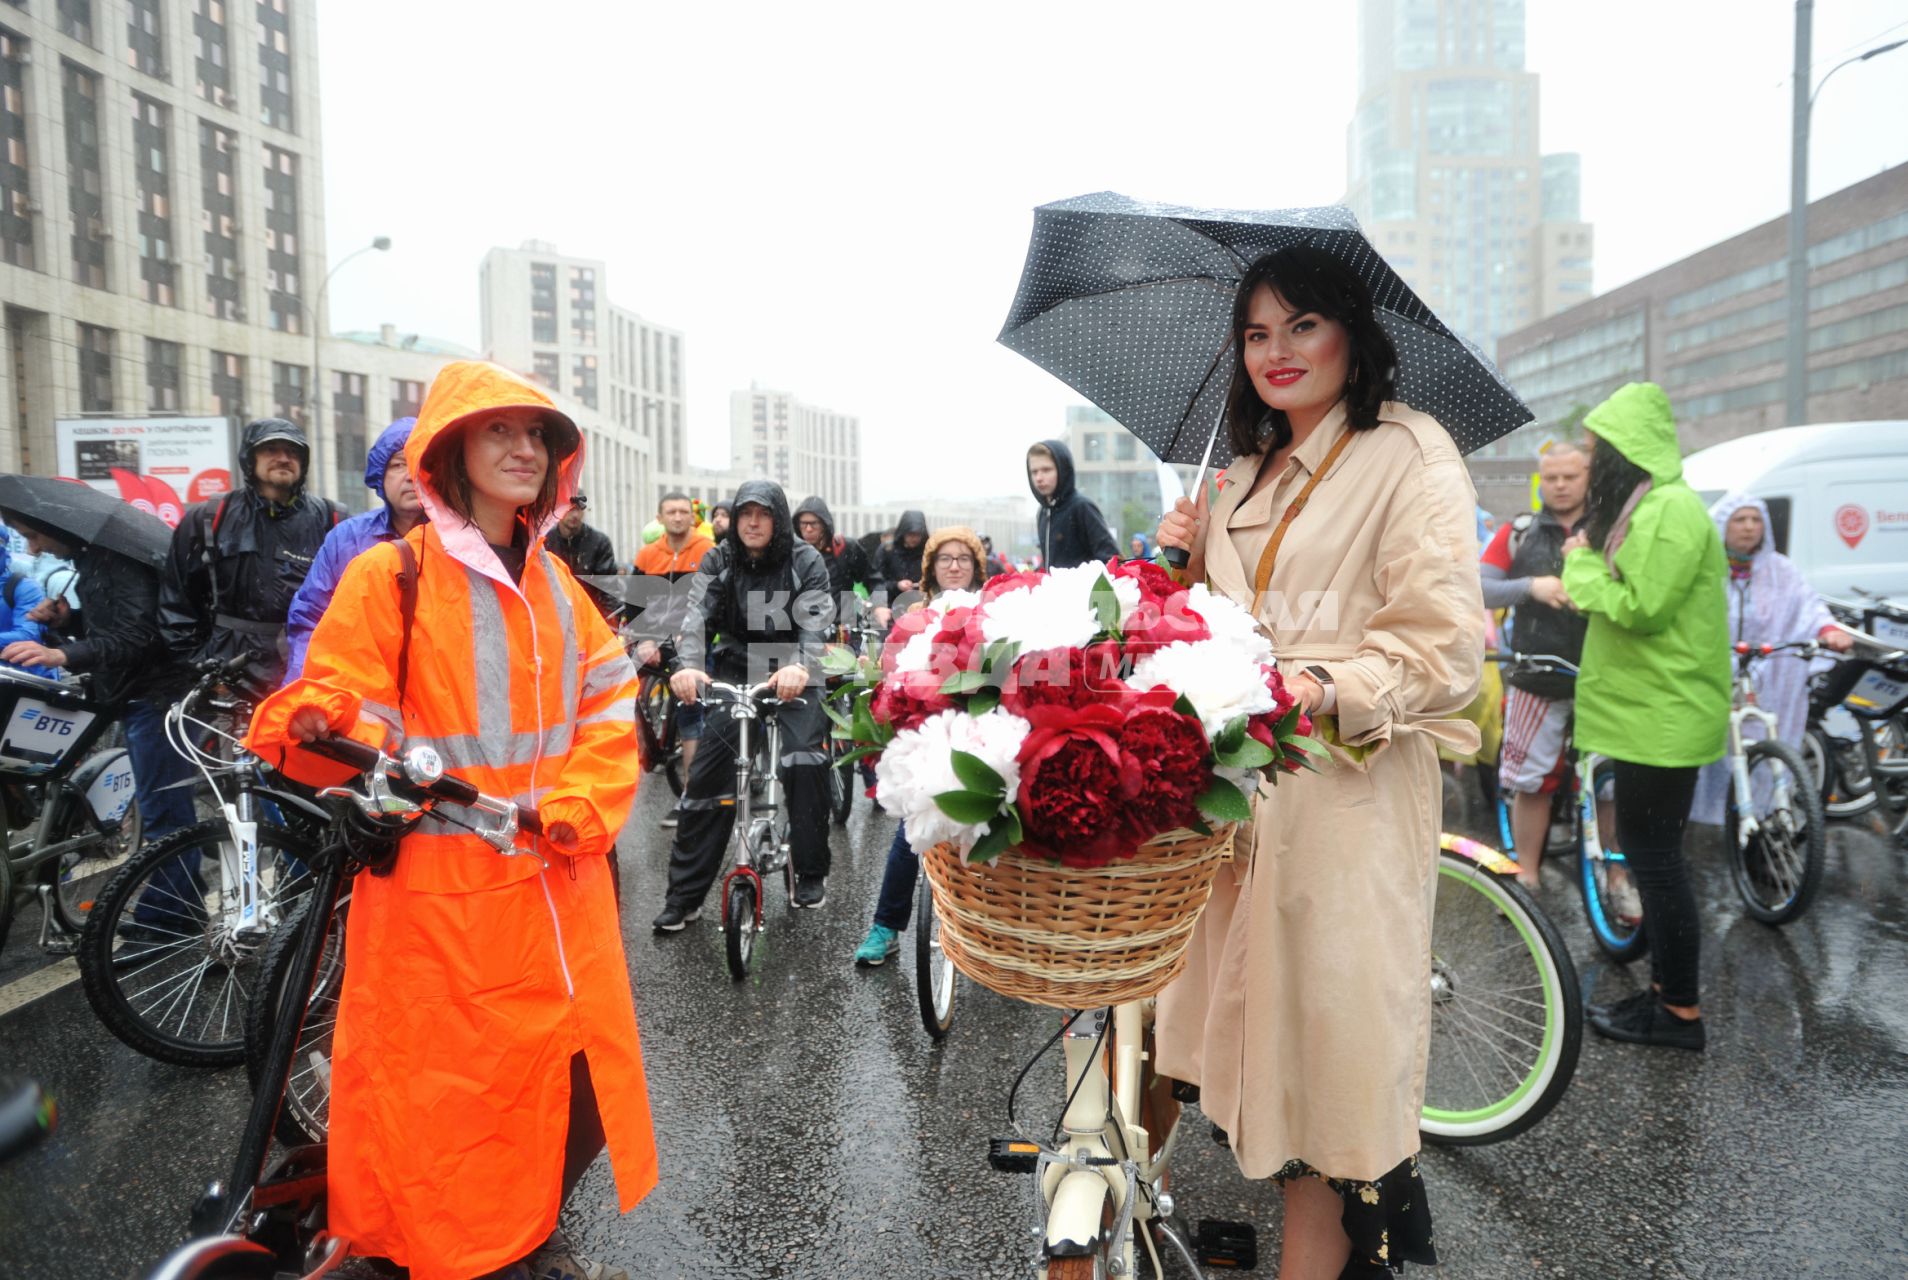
244,892,349,1146
1422,849,1581,1146
828,736,855,825
1725,738,1827,925
1577,757,1648,964
639,677,684,797
53,795,143,934
725,877,759,981
77,821,319,1067
914,873,955,1040
1805,724,1877,819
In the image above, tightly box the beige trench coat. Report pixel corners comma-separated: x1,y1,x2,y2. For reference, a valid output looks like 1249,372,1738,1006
1154,400,1484,1182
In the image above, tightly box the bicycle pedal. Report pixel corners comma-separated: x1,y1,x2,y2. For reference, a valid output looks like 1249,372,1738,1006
1195,1219,1258,1270
987,1137,1041,1173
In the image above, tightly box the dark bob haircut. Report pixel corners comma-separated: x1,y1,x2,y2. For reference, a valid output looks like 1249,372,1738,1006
1222,245,1399,460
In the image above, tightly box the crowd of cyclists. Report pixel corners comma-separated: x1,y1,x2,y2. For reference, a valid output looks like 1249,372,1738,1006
1,350,1903,1280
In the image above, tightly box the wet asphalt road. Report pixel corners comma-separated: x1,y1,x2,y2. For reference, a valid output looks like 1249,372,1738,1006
3,773,1908,1279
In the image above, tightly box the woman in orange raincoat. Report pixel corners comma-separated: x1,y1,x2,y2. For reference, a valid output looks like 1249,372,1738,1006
247,361,654,1280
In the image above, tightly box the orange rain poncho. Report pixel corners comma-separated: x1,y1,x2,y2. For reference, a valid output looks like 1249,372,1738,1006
246,361,654,1280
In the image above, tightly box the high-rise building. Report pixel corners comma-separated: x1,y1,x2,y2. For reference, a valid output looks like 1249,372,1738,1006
728,384,860,509
0,3,621,524
1062,405,1177,547
1344,0,1592,364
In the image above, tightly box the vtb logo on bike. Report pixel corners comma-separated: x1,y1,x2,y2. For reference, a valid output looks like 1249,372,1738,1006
17,707,76,735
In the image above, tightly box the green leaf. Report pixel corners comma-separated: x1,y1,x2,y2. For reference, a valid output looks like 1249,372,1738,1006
933,789,1004,825
1214,715,1247,755
1195,776,1252,823
1215,737,1275,770
851,694,879,745
834,745,884,769
940,669,992,695
1284,733,1329,758
949,748,1006,796
821,645,860,676
981,638,1022,674
967,819,1015,864
1002,806,1024,845
823,700,853,732
1275,703,1303,737
1173,693,1200,720
1089,574,1122,637
1189,817,1214,837
967,687,1001,716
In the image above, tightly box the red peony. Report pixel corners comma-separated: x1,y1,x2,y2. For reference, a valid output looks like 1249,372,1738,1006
880,608,939,678
1109,556,1179,607
982,569,1045,603
1263,664,1298,719
1001,642,1129,716
1120,588,1211,657
929,604,987,676
870,667,953,732
1014,703,1131,868
1116,704,1210,840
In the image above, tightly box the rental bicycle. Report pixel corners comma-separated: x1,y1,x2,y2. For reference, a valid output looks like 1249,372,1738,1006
78,655,326,1066
1721,640,1828,923
134,734,544,1280
702,679,796,981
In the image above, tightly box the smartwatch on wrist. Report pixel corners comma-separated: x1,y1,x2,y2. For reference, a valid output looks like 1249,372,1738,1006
1302,665,1336,714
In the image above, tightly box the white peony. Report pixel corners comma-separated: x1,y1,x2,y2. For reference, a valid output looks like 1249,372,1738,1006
1185,583,1274,665
978,572,1100,653
1129,639,1278,739
875,708,1032,858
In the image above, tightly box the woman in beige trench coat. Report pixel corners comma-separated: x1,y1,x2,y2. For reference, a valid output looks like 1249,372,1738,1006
1155,245,1484,1279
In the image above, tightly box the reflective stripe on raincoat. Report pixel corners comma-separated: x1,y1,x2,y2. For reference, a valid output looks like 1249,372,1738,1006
245,361,653,1280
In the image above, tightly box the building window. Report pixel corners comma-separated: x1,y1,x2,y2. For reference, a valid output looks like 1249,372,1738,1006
61,61,107,289
1082,431,1106,463
256,0,293,131
76,323,112,412
127,0,166,78
531,351,559,391
668,335,681,398
146,338,181,411
262,144,301,333
131,95,176,306
1113,433,1137,461
200,122,241,320
57,0,93,47
530,262,557,343
272,361,306,426
211,350,245,419
0,26,33,269
569,266,595,346
572,354,597,409
194,0,232,107
391,378,424,422
332,370,366,503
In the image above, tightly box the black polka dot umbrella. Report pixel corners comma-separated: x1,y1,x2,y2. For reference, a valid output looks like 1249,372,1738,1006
999,192,1534,470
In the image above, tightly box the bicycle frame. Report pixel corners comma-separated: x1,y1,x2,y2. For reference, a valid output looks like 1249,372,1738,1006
713,682,784,931
1727,658,1783,851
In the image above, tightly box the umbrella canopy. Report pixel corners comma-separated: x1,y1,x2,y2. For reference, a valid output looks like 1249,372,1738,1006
999,192,1534,467
0,474,174,569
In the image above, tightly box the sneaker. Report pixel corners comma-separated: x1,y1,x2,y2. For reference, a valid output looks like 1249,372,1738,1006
658,807,679,829
651,904,700,932
793,875,827,909
513,1229,630,1280
854,924,899,967
1588,996,1705,1052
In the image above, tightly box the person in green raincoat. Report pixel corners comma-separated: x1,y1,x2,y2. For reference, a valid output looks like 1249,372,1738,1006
1561,381,1729,1053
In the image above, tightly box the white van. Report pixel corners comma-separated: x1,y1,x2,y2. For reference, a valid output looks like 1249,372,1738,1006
1682,421,1908,603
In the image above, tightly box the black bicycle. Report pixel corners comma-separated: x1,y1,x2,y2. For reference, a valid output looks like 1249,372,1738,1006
631,638,686,797
135,734,544,1280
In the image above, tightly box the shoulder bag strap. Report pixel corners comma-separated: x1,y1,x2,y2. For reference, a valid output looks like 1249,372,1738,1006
393,538,419,711
1250,429,1355,613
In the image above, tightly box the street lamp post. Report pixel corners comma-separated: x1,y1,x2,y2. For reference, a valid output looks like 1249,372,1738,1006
1786,2,1907,426
309,235,392,503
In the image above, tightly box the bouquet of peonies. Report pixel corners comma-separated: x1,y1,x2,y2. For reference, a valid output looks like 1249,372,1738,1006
826,559,1324,868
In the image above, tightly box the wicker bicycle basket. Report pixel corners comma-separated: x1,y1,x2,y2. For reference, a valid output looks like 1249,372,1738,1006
919,823,1237,1009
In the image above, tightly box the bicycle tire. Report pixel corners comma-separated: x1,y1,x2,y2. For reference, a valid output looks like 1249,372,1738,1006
77,820,319,1067
53,794,143,934
914,873,954,1040
1806,726,1878,819
725,879,758,981
1422,851,1582,1146
1864,714,1908,818
828,738,855,825
1725,738,1827,925
1576,758,1648,964
243,893,350,1147
1044,1257,1096,1278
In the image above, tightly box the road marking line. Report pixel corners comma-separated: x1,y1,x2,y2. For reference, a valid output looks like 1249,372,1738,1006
0,958,81,1017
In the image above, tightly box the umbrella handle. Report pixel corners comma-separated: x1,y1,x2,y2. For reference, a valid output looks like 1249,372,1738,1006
1160,416,1224,572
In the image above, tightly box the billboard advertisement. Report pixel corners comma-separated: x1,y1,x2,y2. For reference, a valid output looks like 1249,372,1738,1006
54,417,234,527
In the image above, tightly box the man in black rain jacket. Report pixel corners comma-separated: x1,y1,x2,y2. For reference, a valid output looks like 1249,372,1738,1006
158,418,342,689
1027,438,1118,569
654,479,838,926
794,495,882,627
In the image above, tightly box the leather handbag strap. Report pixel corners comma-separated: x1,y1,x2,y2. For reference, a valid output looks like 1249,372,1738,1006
1250,429,1355,612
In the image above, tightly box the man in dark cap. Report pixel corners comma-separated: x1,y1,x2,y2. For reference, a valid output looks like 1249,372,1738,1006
158,416,343,689
544,490,619,617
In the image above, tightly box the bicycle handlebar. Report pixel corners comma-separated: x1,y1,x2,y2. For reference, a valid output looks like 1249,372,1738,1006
1485,650,1580,676
305,735,542,837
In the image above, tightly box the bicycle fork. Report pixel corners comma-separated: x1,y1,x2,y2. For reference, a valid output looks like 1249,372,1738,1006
1038,1006,1146,1277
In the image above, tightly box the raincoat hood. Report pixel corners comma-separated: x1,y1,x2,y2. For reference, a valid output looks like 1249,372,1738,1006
1711,491,1774,561
364,417,416,499
240,417,312,494
1583,382,1682,486
793,495,836,545
1028,438,1079,507
405,362,581,580
892,508,929,549
920,526,986,602
727,478,794,570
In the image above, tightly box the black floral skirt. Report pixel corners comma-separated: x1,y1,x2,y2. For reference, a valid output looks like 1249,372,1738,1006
1273,1153,1437,1276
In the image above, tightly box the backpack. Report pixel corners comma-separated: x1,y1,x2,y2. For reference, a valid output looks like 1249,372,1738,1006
201,490,345,613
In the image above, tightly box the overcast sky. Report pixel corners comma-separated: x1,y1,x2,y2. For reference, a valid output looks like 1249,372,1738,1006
316,0,1908,503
